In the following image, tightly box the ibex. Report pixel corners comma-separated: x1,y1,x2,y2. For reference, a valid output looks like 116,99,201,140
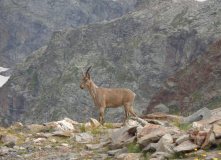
80,66,138,126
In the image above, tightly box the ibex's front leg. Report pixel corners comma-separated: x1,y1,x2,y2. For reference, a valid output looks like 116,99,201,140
98,107,105,125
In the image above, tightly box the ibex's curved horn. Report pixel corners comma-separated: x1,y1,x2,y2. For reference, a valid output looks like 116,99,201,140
86,66,92,76
81,67,85,77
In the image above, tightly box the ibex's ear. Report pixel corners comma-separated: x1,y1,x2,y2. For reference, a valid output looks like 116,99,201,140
87,73,91,79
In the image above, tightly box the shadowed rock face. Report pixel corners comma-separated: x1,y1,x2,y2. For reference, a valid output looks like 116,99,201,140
0,0,137,67
0,0,221,126
147,40,221,115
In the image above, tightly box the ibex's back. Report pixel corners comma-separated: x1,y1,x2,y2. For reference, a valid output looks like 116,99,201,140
96,88,136,108
80,66,137,126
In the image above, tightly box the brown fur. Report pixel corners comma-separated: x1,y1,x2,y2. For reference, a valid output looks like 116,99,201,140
80,66,137,126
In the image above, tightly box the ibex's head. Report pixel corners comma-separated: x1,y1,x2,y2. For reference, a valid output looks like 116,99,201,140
80,66,92,89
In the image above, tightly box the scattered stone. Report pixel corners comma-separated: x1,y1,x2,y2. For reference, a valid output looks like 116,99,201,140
117,153,143,160
26,124,44,132
86,141,111,150
90,118,101,127
131,117,148,126
50,139,57,143
175,134,189,145
212,124,221,138
114,147,129,159
156,134,174,153
13,122,23,128
4,141,15,148
61,143,69,147
128,119,141,126
150,152,172,159
137,123,161,139
107,149,122,156
0,135,20,144
173,140,199,152
109,125,134,150
142,143,157,152
33,138,47,143
75,132,93,143
201,125,214,149
138,127,180,147
181,107,211,125
0,146,9,156
44,145,52,149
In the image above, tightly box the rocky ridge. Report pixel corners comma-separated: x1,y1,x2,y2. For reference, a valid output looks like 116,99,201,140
1,108,221,160
147,39,221,115
0,0,137,67
0,0,221,126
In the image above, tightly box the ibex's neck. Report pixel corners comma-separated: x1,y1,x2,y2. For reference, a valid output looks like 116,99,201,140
88,80,98,101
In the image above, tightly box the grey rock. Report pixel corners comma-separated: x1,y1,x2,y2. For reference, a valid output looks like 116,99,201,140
151,104,169,114
138,127,180,147
173,140,199,152
142,143,157,152
107,149,122,156
175,134,189,145
150,152,172,159
181,107,211,125
114,147,129,159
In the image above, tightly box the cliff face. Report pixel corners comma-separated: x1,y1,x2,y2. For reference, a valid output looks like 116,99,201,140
0,0,137,67
147,40,221,115
0,0,221,126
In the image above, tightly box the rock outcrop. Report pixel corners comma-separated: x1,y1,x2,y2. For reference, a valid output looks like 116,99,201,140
1,107,221,160
147,40,221,115
0,0,221,126
0,0,137,67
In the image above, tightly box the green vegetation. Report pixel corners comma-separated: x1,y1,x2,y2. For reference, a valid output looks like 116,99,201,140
17,151,28,155
29,72,39,92
171,7,188,28
169,152,187,159
79,123,86,132
192,91,201,100
104,123,114,129
208,98,221,109
127,142,142,153
117,71,136,82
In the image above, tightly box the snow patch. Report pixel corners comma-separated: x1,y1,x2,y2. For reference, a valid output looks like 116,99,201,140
0,67,9,72
0,67,10,87
0,75,10,87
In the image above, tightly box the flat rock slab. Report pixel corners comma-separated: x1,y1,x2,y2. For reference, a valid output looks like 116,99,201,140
137,123,161,139
138,127,180,147
173,140,199,152
193,115,221,129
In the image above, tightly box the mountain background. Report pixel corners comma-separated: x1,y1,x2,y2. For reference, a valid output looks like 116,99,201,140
0,0,137,67
0,0,221,126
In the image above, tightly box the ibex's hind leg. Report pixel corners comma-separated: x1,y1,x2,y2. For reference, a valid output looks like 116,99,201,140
130,107,138,117
122,103,131,126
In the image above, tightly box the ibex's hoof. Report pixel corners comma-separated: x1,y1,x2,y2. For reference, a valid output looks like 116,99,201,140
121,123,126,127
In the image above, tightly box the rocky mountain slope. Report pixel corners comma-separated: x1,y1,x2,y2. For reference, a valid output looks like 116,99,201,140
146,40,221,115
0,0,137,67
0,0,221,126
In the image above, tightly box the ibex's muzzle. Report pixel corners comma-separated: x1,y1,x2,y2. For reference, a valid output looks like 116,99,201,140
80,85,84,89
